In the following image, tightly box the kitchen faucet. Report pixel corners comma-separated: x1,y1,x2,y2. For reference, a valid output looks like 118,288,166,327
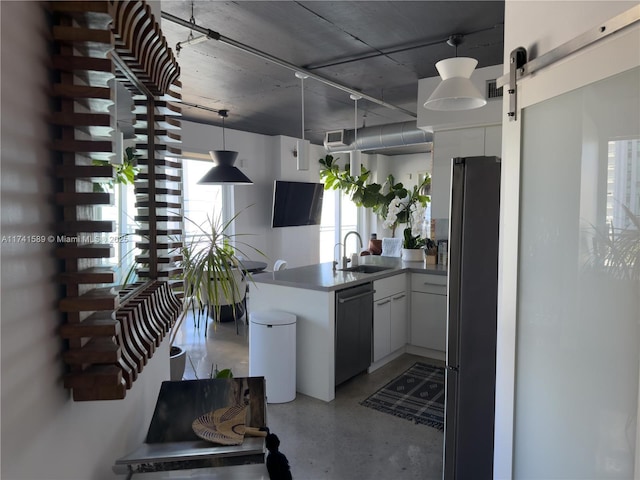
333,242,345,271
342,231,363,263
333,232,363,270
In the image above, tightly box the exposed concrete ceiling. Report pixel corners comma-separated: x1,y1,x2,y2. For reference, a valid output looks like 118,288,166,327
159,1,505,153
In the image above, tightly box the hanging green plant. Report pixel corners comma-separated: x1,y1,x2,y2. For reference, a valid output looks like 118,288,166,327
319,154,431,247
92,146,140,192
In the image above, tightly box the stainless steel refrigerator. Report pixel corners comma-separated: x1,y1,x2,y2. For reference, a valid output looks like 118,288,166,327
444,156,501,479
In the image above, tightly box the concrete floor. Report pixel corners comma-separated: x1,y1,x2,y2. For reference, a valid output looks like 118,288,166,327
170,311,445,480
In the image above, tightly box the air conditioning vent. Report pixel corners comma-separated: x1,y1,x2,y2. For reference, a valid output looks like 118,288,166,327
324,130,347,148
486,79,503,100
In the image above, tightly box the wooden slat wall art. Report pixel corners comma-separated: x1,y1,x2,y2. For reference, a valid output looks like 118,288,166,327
132,95,184,284
50,1,183,401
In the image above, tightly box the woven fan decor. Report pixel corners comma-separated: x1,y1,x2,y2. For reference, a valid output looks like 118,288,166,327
192,404,248,445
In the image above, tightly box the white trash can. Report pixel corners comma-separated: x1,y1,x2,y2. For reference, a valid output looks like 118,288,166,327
249,310,296,403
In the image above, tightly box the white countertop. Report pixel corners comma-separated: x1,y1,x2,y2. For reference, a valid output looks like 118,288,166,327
251,256,447,292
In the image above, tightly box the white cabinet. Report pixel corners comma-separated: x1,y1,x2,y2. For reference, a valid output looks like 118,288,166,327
373,297,391,362
484,125,502,157
389,292,408,352
373,274,407,362
431,126,502,220
410,273,447,352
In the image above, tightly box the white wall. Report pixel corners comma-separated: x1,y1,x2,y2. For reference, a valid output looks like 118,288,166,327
384,152,432,189
1,3,168,479
267,137,326,267
181,121,326,269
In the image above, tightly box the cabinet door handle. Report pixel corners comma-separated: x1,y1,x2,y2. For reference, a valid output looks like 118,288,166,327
392,294,406,300
376,299,391,306
423,282,445,287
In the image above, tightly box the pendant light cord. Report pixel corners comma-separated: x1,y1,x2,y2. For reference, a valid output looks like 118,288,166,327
349,93,362,177
295,72,309,143
301,76,305,141
222,116,226,149
218,109,229,150
354,96,358,147
447,34,463,57
350,93,361,149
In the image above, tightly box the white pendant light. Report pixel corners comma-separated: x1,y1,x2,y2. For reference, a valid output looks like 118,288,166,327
424,35,487,111
295,72,309,171
350,94,362,177
198,110,252,185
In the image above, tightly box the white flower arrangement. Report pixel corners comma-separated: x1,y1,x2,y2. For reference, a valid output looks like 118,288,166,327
383,193,428,249
409,201,427,238
382,196,403,230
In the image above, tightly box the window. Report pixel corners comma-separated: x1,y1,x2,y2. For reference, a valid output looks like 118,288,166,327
182,158,224,240
116,181,138,285
319,188,359,262
607,139,640,230
95,170,138,285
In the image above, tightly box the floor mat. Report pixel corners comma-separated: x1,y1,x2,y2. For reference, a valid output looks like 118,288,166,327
360,362,445,430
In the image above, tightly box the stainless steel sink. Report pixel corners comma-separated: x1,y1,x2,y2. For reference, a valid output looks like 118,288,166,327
341,264,393,274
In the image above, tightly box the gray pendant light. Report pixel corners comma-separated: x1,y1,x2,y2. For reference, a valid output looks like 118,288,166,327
198,110,253,185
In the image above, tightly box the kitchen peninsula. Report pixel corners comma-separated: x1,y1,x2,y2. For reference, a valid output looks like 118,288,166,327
250,257,447,402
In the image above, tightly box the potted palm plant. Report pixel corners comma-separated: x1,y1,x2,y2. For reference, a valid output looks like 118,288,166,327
179,209,264,322
584,204,639,280
168,208,265,379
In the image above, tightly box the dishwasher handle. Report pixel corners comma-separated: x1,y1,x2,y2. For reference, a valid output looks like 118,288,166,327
338,290,375,303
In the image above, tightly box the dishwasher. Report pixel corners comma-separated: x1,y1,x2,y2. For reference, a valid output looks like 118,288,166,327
335,283,374,386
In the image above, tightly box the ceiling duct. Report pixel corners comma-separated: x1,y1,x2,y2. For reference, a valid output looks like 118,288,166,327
324,121,432,153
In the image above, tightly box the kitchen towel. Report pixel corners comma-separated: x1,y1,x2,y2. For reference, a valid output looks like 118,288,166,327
381,237,402,257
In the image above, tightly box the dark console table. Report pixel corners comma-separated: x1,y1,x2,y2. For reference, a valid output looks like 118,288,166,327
238,260,268,273
115,377,267,478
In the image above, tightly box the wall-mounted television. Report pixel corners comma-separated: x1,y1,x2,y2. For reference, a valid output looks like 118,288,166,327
271,180,324,228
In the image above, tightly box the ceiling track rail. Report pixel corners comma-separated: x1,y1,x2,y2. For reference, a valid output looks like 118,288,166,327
180,100,222,114
497,5,640,121
160,11,417,118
